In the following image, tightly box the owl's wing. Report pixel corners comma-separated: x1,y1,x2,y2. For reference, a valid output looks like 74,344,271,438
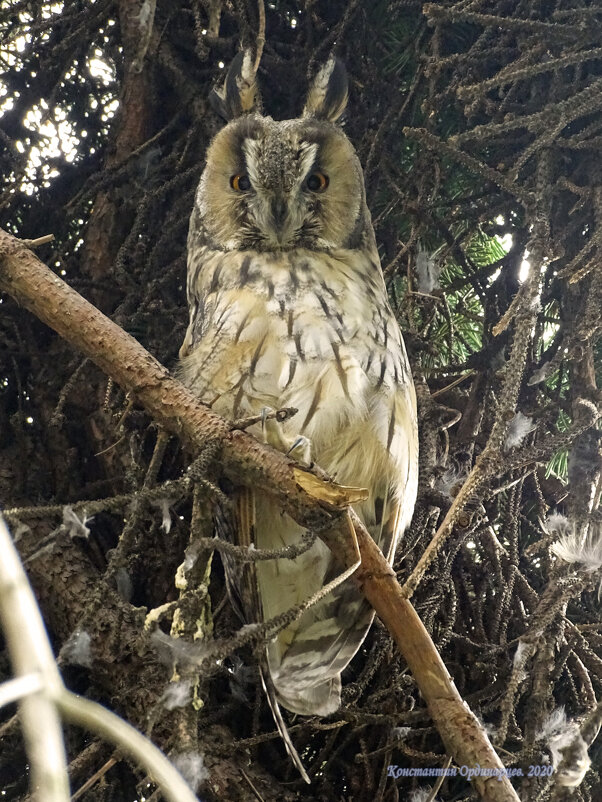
257,493,402,717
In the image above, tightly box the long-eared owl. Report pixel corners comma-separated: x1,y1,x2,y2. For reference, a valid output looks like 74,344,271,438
179,52,418,734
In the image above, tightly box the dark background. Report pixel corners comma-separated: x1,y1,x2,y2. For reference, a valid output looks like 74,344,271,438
1,1,602,800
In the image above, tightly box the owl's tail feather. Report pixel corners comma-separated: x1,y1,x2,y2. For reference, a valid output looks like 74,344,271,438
260,662,311,784
273,673,342,718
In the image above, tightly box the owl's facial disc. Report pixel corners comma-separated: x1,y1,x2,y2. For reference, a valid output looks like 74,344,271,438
198,116,365,252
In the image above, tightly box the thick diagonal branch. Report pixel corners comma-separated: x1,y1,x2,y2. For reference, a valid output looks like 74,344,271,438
0,230,520,802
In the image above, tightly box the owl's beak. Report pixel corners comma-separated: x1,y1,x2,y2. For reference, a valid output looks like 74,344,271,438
271,196,290,243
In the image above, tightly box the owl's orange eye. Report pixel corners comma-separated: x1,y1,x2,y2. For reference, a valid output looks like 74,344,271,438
231,174,251,191
306,172,329,192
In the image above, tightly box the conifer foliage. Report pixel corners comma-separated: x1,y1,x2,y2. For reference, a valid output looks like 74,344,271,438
1,1,602,800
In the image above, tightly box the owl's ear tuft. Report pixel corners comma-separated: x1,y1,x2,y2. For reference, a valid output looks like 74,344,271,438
303,58,348,123
209,50,260,121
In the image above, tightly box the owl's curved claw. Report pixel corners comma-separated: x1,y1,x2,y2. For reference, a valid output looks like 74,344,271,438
260,407,312,466
287,435,311,467
260,406,276,436
261,406,285,450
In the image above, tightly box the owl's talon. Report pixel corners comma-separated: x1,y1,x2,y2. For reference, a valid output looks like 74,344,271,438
262,407,288,451
260,409,311,465
287,435,312,466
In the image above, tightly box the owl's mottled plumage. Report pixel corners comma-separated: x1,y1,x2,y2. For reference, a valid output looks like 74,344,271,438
179,54,418,762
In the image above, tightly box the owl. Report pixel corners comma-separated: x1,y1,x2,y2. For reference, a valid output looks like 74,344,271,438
179,52,418,777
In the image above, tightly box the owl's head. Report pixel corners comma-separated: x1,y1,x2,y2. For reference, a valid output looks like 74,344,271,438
191,54,373,253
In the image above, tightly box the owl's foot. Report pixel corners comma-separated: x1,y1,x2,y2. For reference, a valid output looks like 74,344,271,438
287,435,311,465
261,407,312,467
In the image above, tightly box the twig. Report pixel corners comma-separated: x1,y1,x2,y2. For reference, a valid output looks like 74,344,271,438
430,371,475,398
423,4,588,39
431,756,453,800
20,234,54,248
71,755,118,800
457,46,602,98
402,127,533,203
240,766,265,802
0,673,45,709
230,406,297,431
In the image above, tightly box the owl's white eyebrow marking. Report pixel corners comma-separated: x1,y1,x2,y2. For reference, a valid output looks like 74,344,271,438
243,137,262,187
297,142,319,180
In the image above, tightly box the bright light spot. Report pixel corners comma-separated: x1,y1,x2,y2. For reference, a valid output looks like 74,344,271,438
26,417,34,424
520,249,531,282
218,61,225,69
88,51,115,85
291,17,298,27
101,98,119,122
42,3,64,18
1,8,118,198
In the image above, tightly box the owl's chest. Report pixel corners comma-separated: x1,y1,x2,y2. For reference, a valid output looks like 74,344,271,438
205,248,384,355
183,248,406,444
